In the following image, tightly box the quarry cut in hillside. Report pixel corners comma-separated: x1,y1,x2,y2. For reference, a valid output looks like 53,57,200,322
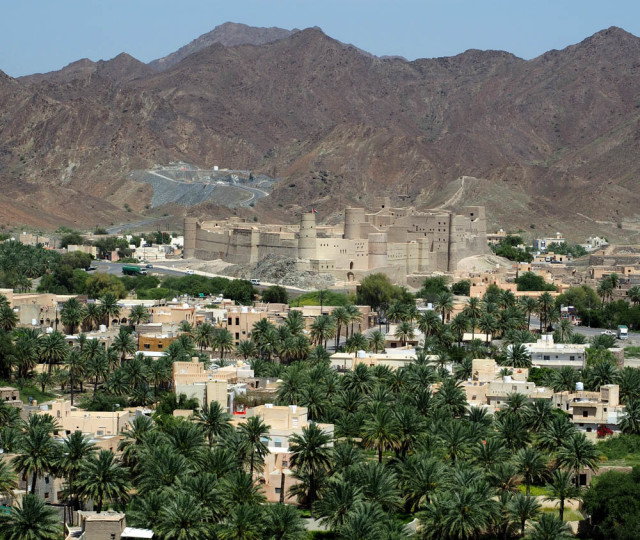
128,164,278,208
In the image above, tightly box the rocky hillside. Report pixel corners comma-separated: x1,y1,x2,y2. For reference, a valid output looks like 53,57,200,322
3,25,640,239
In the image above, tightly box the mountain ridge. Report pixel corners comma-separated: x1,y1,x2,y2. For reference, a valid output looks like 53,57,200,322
2,24,640,239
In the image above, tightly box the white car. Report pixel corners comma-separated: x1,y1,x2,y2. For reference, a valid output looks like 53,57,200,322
186,270,195,275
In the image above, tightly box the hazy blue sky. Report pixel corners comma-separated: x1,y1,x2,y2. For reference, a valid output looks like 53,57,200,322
2,0,639,77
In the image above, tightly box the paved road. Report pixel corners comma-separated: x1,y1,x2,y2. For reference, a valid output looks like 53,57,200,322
92,261,185,277
530,316,640,345
93,261,311,294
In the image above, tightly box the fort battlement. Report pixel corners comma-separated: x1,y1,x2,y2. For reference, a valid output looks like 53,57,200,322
184,202,489,283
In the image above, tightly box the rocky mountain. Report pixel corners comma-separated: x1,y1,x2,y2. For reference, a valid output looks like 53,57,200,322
148,22,298,71
3,25,640,239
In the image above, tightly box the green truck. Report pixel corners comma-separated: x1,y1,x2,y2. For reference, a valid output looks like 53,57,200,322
122,265,147,276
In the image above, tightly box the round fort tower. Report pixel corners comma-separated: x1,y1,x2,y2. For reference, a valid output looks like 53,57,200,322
344,207,365,239
183,217,198,259
298,213,317,260
368,232,388,269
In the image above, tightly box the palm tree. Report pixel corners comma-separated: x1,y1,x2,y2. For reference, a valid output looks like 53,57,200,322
394,321,415,347
527,513,573,540
86,351,109,396
464,297,482,340
156,493,213,540
345,332,369,353
628,285,640,305
615,367,640,404
346,304,363,338
0,304,17,332
340,501,387,540
99,293,121,328
508,492,541,537
64,349,85,406
58,431,96,517
545,469,580,521
402,455,444,510
514,447,547,496
263,503,306,540
60,298,84,335
478,313,498,344
213,328,235,364
315,480,363,531
537,416,577,454
332,306,350,349
418,310,442,338
368,330,385,353
556,319,574,343
519,296,538,330
537,292,555,332
310,314,335,348
195,401,232,446
218,503,263,540
39,330,69,374
619,398,640,434
556,433,601,488
82,302,101,332
238,416,270,477
362,404,400,463
289,423,332,518
112,327,136,364
450,313,469,347
0,494,60,540
13,425,60,494
76,450,131,513
0,460,18,503
121,353,148,390
194,321,216,351
284,310,305,337
523,399,555,433
507,343,532,368
236,339,258,361
128,304,150,329
434,291,454,322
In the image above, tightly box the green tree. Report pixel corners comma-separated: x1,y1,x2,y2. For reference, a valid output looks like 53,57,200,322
195,401,232,446
58,431,96,515
60,298,84,334
156,493,213,540
556,433,601,487
76,450,131,513
238,416,270,477
545,469,580,521
514,447,547,496
0,494,60,540
289,423,332,518
262,285,289,304
526,513,572,540
362,404,400,463
508,492,541,537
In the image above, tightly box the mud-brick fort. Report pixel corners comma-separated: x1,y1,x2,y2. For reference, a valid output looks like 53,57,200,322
184,198,489,284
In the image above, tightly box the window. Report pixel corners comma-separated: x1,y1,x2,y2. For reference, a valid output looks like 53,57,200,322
275,488,282,494
583,411,588,417
143,343,150,349
587,427,592,432
570,356,575,361
543,355,550,360
235,317,240,325
228,317,232,325
604,407,608,412
282,460,288,467
158,344,163,349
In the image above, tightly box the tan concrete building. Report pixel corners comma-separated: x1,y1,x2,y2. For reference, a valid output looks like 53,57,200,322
42,400,130,437
184,200,489,284
138,334,178,352
233,405,334,503
552,384,625,440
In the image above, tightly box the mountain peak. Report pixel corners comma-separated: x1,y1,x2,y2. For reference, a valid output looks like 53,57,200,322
149,21,298,71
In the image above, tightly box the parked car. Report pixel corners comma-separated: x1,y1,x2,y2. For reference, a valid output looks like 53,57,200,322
145,264,153,269
186,270,194,275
